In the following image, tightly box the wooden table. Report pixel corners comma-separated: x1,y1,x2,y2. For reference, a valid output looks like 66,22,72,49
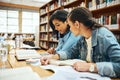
1,49,120,80
7,50,53,78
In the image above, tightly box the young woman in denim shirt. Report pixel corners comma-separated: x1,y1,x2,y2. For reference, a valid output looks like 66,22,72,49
41,7,120,78
47,10,80,54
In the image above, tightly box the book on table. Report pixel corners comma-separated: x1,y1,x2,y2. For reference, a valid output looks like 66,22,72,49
0,66,41,80
40,59,85,73
40,59,110,80
49,59,85,66
15,49,41,60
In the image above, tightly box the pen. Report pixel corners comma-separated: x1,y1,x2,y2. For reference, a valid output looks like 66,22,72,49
80,77,96,80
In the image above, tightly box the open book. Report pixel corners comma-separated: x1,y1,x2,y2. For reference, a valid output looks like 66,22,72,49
40,65,110,80
21,44,41,50
0,66,41,80
40,59,85,73
40,59,110,80
15,49,41,60
49,59,85,66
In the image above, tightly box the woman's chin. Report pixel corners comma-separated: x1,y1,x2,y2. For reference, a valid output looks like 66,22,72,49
59,31,64,34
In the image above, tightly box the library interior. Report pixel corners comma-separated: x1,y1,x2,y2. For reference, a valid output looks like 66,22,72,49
0,0,120,80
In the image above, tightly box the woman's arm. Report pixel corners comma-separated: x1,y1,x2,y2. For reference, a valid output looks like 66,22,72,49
40,54,60,65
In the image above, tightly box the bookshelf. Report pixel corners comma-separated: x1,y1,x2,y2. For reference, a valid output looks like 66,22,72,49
39,0,120,49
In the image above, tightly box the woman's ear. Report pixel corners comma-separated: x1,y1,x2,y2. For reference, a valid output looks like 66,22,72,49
64,21,68,24
75,21,80,29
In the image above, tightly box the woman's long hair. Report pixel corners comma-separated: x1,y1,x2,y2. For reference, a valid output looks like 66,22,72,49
68,7,103,30
49,10,70,38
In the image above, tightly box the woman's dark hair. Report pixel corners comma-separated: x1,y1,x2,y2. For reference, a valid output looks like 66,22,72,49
68,7,102,29
49,10,69,38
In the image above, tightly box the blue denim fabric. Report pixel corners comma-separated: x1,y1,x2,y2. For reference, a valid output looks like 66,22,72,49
55,31,80,52
0,37,5,41
58,27,120,78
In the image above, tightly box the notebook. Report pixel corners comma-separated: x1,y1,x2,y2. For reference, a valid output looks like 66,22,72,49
15,49,41,60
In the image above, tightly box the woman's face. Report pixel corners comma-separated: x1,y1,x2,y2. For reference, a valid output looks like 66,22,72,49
67,18,80,36
52,19,67,34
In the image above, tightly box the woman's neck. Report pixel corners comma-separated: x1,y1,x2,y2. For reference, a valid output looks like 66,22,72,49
60,27,70,38
83,28,92,39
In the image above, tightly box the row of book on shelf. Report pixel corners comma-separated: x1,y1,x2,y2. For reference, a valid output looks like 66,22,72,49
40,25,52,32
40,0,78,14
40,1,85,15
48,0,119,11
40,34,120,48
40,0,120,15
40,13,120,30
40,33,58,41
49,1,86,11
40,16,48,23
95,13,120,29
40,33,48,40
40,41,58,49
40,25,48,32
40,41,48,49
88,0,120,10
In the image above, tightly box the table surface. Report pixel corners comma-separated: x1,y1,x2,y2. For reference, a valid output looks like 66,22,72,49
8,50,53,77
0,49,120,80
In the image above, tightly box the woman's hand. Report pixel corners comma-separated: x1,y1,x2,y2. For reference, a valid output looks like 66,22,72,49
47,47,55,54
40,55,52,65
40,54,60,65
72,61,91,72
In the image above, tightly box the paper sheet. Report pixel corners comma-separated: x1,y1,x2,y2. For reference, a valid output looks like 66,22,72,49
40,65,110,80
0,66,41,80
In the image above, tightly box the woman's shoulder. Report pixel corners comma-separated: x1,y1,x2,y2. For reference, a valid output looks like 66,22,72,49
96,27,116,40
97,27,113,35
69,31,79,38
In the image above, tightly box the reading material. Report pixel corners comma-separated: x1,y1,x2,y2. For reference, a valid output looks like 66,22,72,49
40,59,110,80
15,49,41,60
0,66,41,80
21,44,41,50
49,59,85,66
40,65,110,80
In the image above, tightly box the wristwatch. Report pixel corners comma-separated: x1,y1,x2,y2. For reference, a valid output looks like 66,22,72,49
89,64,94,72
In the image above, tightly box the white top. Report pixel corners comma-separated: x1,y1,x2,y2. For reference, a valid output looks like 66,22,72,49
85,37,92,62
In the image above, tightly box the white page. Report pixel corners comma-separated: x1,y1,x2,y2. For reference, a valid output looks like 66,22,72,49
46,70,111,80
1,72,41,80
0,66,41,80
40,65,110,80
0,66,33,78
15,49,41,60
49,59,85,66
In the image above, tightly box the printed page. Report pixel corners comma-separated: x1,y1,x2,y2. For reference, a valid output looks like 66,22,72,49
46,70,111,80
15,49,41,60
0,66,33,78
0,66,41,80
40,65,72,73
1,72,41,80
40,65,110,80
49,59,85,66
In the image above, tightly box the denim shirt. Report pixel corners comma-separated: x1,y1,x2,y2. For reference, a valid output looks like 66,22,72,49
58,27,120,78
55,31,80,52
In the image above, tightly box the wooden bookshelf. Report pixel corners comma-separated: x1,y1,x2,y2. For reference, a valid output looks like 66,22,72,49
39,0,120,49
